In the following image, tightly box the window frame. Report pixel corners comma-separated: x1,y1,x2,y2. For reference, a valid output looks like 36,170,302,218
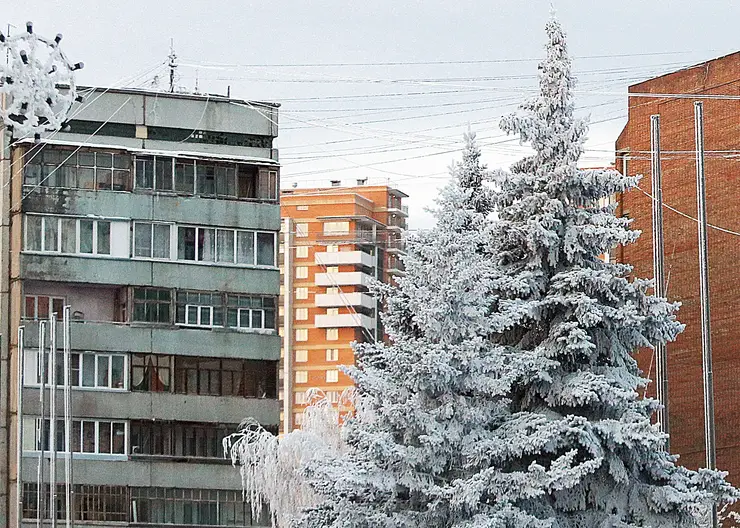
24,214,114,256
133,221,173,260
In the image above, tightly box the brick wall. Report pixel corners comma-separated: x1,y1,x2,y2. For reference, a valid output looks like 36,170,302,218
615,52,740,481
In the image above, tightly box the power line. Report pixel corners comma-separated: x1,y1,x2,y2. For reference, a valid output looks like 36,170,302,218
178,50,716,68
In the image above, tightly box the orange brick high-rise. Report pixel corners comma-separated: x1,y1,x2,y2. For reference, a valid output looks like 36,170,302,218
279,182,407,433
615,52,740,483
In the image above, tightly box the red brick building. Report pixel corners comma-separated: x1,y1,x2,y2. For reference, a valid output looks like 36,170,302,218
615,52,740,482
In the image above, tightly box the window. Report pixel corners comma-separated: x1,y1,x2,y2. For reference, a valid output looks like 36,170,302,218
176,291,223,328
174,357,277,398
326,391,340,403
177,226,275,266
197,161,238,197
326,349,339,362
295,349,308,362
295,308,308,321
326,370,339,383
226,295,276,330
24,215,114,256
23,483,128,522
326,287,339,295
132,354,171,392
326,328,339,341
326,308,339,316
295,287,309,300
129,487,263,526
294,391,306,404
256,232,275,266
171,158,194,193
22,417,126,455
135,155,177,191
295,371,308,384
326,266,339,274
326,244,339,253
130,421,236,458
295,223,309,238
295,266,309,279
294,412,304,426
296,328,308,342
23,295,64,320
134,222,172,259
24,147,131,192
296,246,309,258
178,226,215,262
132,288,171,323
24,350,125,390
323,221,350,235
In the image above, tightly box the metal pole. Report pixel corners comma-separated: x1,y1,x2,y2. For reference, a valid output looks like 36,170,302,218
650,114,670,449
16,326,24,528
49,313,57,527
37,321,46,528
282,217,293,434
62,306,73,528
694,100,717,528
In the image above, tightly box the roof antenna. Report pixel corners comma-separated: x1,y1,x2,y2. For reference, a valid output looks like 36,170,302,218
168,38,177,93
194,68,199,94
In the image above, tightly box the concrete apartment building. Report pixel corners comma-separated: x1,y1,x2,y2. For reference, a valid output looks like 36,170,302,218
0,88,282,526
279,182,407,433
615,52,740,482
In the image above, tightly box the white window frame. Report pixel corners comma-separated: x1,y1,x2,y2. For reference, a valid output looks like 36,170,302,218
235,307,266,329
295,223,309,238
295,287,309,300
326,370,339,383
181,304,216,328
326,349,339,362
24,214,115,256
296,246,309,258
295,371,308,383
323,222,350,236
326,328,338,341
24,349,128,391
23,417,128,456
295,266,309,279
294,391,307,404
132,221,173,260
295,328,308,342
295,308,308,321
295,349,308,362
23,295,65,320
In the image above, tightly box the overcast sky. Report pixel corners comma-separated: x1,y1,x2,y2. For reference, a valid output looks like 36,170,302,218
4,1,739,227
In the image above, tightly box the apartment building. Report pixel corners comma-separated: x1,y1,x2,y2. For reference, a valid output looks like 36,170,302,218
279,182,407,433
0,88,282,526
615,52,740,483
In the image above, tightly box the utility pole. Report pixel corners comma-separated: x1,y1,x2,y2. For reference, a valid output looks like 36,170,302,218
694,100,717,528
650,115,669,449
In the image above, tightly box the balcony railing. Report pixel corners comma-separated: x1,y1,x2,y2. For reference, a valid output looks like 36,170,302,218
314,313,375,331
315,292,375,309
315,250,375,267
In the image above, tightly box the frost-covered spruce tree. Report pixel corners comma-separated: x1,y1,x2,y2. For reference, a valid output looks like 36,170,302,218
296,133,562,528
482,17,737,526
294,17,737,528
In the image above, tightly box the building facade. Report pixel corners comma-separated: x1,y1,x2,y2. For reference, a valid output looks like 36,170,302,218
0,88,282,526
279,183,407,433
615,52,740,482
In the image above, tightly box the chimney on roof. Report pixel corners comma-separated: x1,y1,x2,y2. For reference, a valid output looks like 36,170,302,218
330,180,341,187
356,178,367,186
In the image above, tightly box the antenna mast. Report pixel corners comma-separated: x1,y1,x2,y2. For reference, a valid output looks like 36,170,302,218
168,39,177,93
